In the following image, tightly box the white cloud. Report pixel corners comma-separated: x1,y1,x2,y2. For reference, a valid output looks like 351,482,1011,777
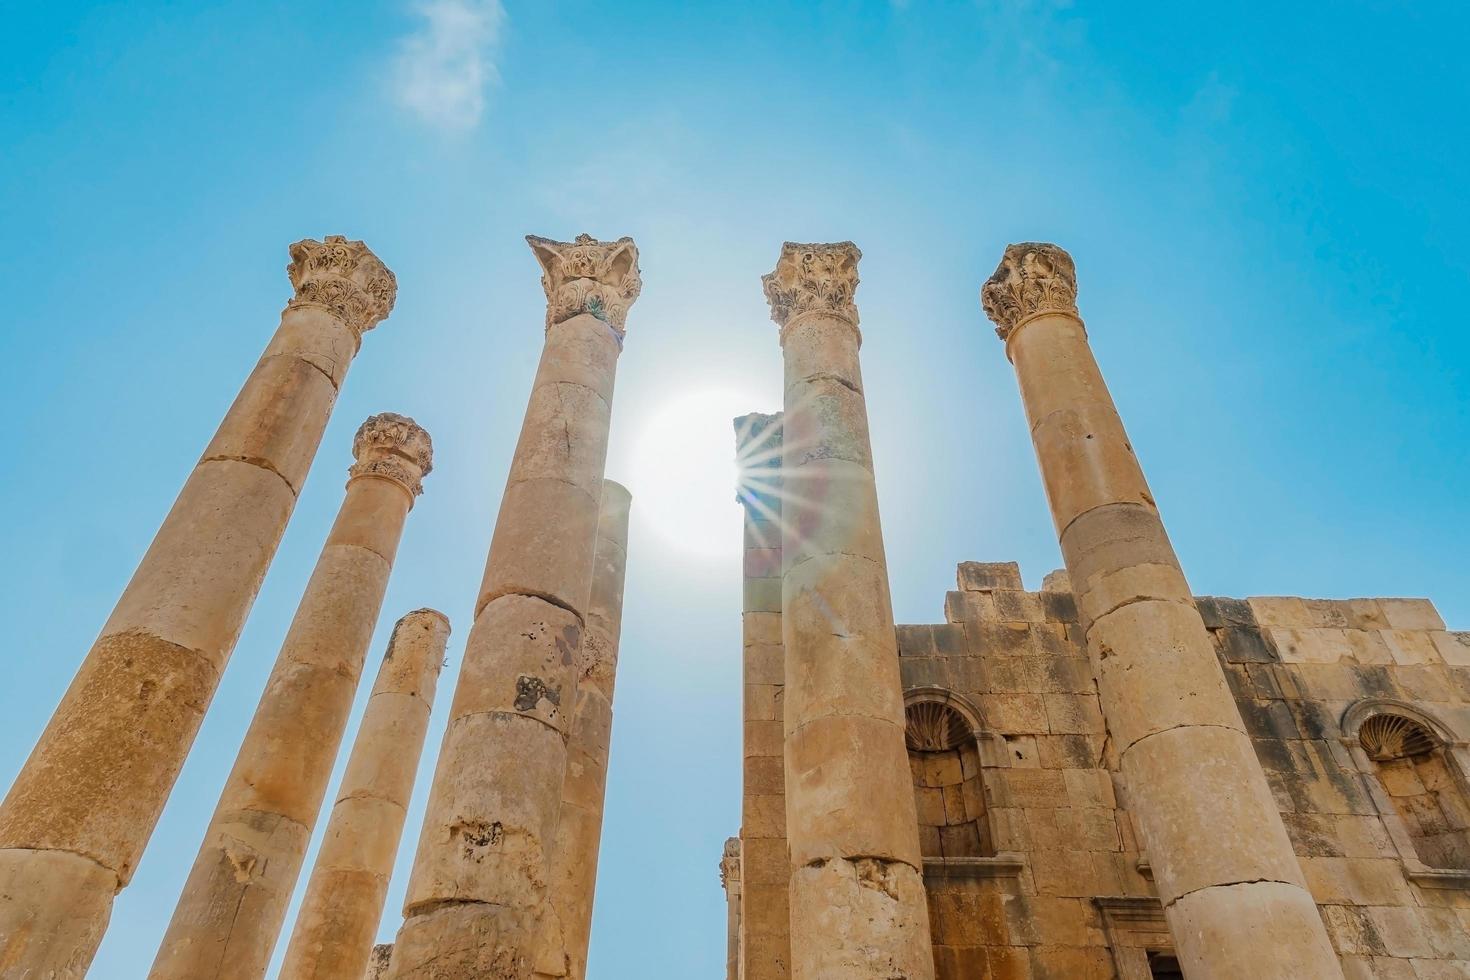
391,0,506,130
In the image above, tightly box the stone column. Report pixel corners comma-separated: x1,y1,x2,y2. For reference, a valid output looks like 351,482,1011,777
151,413,432,980
762,243,934,980
387,234,640,979
0,237,395,978
981,243,1341,977
279,609,450,980
543,480,632,980
721,837,743,980
733,412,790,980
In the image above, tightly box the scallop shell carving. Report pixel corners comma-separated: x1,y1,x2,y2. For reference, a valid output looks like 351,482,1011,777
905,701,971,753
1360,714,1437,762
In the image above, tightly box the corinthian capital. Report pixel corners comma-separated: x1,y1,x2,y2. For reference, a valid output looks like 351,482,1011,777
980,242,1079,341
527,233,642,337
349,412,433,499
762,241,861,334
720,837,742,888
286,236,397,339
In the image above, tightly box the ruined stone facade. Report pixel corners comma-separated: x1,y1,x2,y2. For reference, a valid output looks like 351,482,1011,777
725,242,1470,980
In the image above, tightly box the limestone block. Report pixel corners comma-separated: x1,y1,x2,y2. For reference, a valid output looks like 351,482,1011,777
306,797,404,877
1431,631,1470,666
1343,629,1395,665
259,306,359,388
0,629,217,879
1379,598,1447,631
506,382,612,495
780,375,876,470
1124,725,1307,905
1087,598,1245,749
1167,881,1340,979
215,662,359,822
388,901,538,979
0,848,116,980
993,590,1045,623
1383,629,1441,665
479,479,599,614
957,562,1023,592
785,715,920,867
1272,627,1348,664
744,611,783,647
100,459,297,671
1041,693,1104,735
535,315,622,402
279,868,385,979
1342,598,1391,630
403,712,564,911
448,595,581,734
203,354,338,493
981,693,1049,734
944,591,997,623
783,554,904,725
1249,596,1318,628
787,859,933,980
335,694,432,802
150,808,312,979
780,313,863,398
781,458,886,568
329,479,414,559
1028,401,1155,533
1058,503,1180,605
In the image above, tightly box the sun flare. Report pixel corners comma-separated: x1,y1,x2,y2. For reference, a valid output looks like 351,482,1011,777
628,387,773,560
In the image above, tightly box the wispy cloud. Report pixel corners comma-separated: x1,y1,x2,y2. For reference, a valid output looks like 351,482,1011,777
391,0,506,130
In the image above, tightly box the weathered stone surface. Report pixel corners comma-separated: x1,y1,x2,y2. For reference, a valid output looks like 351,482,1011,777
390,236,634,978
981,241,1341,977
0,237,391,976
769,242,933,979
544,483,631,980
153,415,429,980
280,610,448,980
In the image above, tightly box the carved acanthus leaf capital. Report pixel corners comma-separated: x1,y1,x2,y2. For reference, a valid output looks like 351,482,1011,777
350,412,433,498
762,242,861,337
720,837,742,888
286,236,397,338
980,242,1079,341
527,233,642,338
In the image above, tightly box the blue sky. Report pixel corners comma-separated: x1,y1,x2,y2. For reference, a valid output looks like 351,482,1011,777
2,1,1467,975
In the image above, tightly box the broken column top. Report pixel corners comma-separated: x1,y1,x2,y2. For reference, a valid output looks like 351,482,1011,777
526,232,642,336
980,241,1078,343
761,241,861,332
350,412,433,498
286,235,398,338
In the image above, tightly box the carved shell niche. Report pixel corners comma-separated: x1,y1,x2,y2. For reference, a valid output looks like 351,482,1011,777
1360,713,1437,762
905,701,971,753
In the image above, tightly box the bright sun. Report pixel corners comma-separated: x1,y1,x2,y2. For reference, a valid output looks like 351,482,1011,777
629,386,769,560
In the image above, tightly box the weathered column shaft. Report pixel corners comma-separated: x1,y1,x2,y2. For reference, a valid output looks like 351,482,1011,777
544,481,632,979
982,243,1341,978
388,234,640,979
721,838,743,980
279,609,449,980
152,414,432,980
734,412,790,980
763,243,934,980
0,236,395,978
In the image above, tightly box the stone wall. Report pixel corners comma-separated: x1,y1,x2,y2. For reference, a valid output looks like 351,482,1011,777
896,561,1470,979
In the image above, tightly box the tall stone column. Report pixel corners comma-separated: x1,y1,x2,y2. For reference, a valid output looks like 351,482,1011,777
762,243,934,980
981,243,1341,977
733,412,790,980
721,838,743,980
279,608,450,980
152,413,432,980
543,480,632,979
387,234,639,979
0,237,395,978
